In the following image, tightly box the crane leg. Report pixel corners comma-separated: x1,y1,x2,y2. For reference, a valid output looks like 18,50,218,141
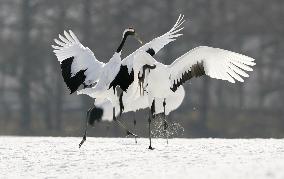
148,115,154,150
134,113,137,144
79,107,92,148
113,108,138,138
163,119,169,145
148,99,155,150
148,102,155,150
163,98,169,144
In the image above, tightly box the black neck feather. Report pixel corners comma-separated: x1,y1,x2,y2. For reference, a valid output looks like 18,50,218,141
116,33,129,53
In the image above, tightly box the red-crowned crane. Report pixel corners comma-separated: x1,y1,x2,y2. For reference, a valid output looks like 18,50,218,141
134,45,256,149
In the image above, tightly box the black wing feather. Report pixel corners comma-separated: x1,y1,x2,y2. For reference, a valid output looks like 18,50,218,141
171,61,205,92
60,57,87,94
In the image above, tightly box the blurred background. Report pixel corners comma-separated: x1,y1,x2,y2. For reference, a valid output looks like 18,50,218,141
0,0,283,138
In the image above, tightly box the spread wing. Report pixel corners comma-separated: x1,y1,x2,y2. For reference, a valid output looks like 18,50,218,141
122,14,185,71
169,46,256,92
52,30,104,94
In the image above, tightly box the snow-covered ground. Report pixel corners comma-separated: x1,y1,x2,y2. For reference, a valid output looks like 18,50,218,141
0,137,284,179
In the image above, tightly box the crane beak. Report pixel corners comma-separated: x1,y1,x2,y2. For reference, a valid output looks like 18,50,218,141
134,33,143,44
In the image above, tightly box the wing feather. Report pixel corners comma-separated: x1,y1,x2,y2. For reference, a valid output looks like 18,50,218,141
64,30,75,43
169,46,255,91
58,34,70,44
122,14,185,72
69,30,80,43
54,39,66,47
52,30,104,93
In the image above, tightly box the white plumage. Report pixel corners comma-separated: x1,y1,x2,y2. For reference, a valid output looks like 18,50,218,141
169,46,255,85
90,85,185,122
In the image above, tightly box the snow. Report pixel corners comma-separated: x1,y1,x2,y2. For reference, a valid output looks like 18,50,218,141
1,137,284,179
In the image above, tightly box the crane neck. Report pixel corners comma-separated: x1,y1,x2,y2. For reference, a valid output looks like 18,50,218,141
116,33,129,53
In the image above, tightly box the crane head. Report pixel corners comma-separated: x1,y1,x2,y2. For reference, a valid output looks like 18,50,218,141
123,27,143,44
